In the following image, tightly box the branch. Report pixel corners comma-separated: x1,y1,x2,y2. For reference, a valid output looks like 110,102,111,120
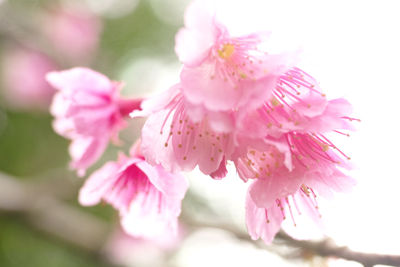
0,172,110,253
182,209,400,267
1,171,400,267
275,231,400,267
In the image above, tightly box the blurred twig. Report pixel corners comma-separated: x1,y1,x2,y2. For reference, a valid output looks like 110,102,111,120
0,172,110,254
186,217,400,267
275,231,400,267
1,171,400,267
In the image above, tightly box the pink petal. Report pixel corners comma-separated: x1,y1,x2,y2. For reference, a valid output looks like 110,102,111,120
180,63,278,112
140,108,182,173
174,0,218,66
210,157,228,179
79,161,120,206
249,171,303,209
305,168,356,199
121,196,178,239
135,161,188,199
46,67,114,95
245,191,283,244
69,135,109,177
130,84,180,118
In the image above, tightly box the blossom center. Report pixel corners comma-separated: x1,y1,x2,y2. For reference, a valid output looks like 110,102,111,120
218,43,235,59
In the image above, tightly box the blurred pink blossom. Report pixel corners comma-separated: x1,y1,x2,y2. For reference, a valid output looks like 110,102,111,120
1,48,56,110
42,5,102,62
105,226,184,266
46,67,142,176
79,143,188,239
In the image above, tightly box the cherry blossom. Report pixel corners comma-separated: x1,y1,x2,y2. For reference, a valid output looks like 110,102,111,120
79,143,188,238
132,85,235,178
176,0,297,113
47,67,141,176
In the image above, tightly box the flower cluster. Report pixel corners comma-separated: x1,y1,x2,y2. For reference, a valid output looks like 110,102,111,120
47,0,357,243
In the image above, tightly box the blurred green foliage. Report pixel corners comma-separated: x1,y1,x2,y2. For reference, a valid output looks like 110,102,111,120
0,111,68,176
0,0,182,266
0,217,111,267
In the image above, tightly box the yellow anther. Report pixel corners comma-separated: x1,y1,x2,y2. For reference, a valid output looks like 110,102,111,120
218,44,235,59
271,97,280,107
301,184,310,196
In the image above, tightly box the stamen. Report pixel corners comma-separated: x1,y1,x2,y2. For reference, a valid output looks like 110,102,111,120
334,130,350,137
286,197,297,227
218,43,235,59
264,209,270,223
319,134,351,160
276,199,286,220
341,116,361,122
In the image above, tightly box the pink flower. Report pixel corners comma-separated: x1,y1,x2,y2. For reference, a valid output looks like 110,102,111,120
46,67,142,176
237,67,355,141
175,0,297,112
246,188,322,244
79,144,188,238
42,5,101,62
132,85,235,178
1,48,56,110
232,67,358,243
236,133,355,243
